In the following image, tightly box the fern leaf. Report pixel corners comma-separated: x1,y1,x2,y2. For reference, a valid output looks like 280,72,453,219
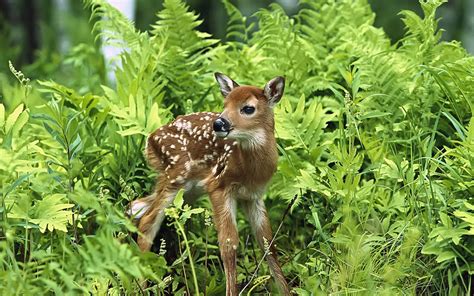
148,0,219,112
222,0,251,43
85,0,144,50
9,194,74,233
275,94,335,153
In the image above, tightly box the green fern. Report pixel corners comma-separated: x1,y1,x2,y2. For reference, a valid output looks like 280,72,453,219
85,0,144,49
8,194,73,233
250,4,307,88
275,94,336,154
222,0,253,44
149,0,219,112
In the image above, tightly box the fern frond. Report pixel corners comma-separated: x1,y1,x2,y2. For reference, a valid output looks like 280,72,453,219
399,0,446,50
84,0,145,50
296,0,376,93
222,0,252,44
150,0,217,52
272,92,340,201
250,4,307,89
149,0,219,112
275,94,336,156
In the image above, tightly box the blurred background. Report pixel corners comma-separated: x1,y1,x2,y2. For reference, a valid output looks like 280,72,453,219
1,0,473,82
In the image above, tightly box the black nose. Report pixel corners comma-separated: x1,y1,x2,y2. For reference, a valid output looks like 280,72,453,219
213,117,231,132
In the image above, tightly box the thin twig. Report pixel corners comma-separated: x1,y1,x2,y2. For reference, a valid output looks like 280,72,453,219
239,194,298,295
177,238,191,296
133,278,144,295
241,234,252,281
204,224,209,296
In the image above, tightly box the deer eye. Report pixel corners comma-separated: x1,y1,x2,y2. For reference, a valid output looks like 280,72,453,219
241,106,255,115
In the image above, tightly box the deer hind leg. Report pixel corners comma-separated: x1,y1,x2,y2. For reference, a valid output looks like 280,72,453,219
209,189,239,296
137,185,177,252
128,193,157,220
242,199,290,295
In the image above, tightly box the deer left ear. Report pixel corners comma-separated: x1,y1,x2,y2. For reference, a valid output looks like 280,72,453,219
264,76,285,107
215,72,239,97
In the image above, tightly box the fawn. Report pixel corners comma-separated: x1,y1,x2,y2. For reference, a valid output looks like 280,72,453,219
129,73,290,295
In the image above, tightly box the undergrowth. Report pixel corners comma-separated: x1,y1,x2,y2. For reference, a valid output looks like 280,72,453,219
0,0,473,295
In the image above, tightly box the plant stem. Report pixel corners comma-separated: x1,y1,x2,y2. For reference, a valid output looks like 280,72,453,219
204,227,208,296
175,220,200,295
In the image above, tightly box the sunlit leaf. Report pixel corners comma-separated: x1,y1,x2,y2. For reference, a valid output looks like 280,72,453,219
30,194,74,233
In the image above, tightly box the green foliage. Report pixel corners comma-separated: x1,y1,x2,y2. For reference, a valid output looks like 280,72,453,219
1,0,473,294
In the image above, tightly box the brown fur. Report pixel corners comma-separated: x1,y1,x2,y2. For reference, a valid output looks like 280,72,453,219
131,83,290,295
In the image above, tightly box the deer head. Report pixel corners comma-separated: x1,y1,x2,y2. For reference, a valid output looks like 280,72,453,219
213,73,285,149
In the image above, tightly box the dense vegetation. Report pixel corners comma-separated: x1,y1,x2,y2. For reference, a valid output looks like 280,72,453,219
1,0,473,294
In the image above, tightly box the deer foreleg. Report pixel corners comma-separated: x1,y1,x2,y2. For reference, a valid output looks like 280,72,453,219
210,190,239,296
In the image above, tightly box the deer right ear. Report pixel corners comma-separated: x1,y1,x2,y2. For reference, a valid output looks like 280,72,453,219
264,76,285,107
215,72,239,97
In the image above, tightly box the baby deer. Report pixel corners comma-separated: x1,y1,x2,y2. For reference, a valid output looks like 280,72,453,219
129,73,290,295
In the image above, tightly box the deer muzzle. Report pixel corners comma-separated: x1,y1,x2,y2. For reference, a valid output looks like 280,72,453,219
213,117,232,137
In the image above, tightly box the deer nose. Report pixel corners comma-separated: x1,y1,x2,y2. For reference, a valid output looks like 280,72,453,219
213,117,231,132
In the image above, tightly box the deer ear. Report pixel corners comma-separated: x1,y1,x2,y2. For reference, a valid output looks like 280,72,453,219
214,72,239,97
264,76,285,107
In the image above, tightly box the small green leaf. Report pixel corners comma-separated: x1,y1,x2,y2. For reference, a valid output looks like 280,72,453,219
297,169,318,189
180,207,204,222
173,189,184,210
11,110,29,135
30,194,74,233
435,251,456,263
69,134,83,160
117,127,145,136
147,102,161,132
5,104,24,133
358,111,392,120
0,103,5,130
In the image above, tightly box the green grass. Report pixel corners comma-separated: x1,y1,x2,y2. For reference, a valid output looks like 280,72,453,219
1,0,473,295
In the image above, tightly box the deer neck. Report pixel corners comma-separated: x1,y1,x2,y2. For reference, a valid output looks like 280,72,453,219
231,127,278,187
